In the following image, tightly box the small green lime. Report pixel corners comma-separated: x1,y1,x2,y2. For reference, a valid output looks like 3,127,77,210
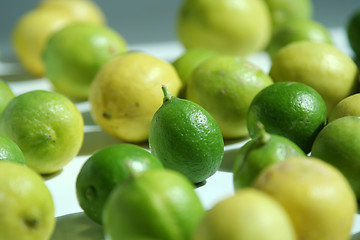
149,86,224,184
233,123,305,189
0,79,15,116
76,143,163,224
347,8,360,59
247,82,327,153
103,168,205,240
0,134,25,165
311,116,360,199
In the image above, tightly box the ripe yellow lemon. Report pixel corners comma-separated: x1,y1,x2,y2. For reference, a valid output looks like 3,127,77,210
89,52,182,143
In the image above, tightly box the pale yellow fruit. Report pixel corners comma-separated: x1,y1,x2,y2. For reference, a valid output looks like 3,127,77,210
0,161,55,240
328,93,360,122
89,52,182,143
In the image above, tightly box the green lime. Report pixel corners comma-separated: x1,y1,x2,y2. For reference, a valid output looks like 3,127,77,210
347,8,360,59
0,134,25,165
254,156,357,240
103,168,205,240
233,123,305,189
0,79,15,116
247,82,327,153
43,22,127,100
0,90,84,174
176,0,272,56
269,41,359,113
186,55,273,139
149,86,224,184
267,19,333,59
311,116,360,199
193,188,296,240
0,161,55,240
328,93,360,122
76,143,163,224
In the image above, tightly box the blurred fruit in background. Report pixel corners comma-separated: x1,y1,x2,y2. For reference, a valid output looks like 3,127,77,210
347,7,360,60
186,55,273,139
0,79,15,116
267,18,333,59
176,0,272,56
43,22,127,100
89,52,182,143
11,0,105,77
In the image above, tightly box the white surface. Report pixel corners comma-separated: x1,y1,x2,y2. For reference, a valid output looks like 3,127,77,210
0,28,359,238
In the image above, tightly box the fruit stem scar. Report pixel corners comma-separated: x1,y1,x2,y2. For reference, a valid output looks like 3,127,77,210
24,217,39,229
256,122,271,145
162,85,174,102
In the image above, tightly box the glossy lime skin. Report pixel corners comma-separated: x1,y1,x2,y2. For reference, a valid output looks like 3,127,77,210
76,143,163,224
0,134,25,165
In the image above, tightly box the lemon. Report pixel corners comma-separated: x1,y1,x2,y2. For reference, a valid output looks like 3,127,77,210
270,41,360,113
11,7,75,77
254,157,357,240
0,90,84,174
76,143,163,224
103,169,205,240
247,82,327,153
192,188,296,240
177,0,272,56
0,79,15,116
38,0,105,25
0,134,25,165
311,116,360,199
149,86,224,184
186,55,273,139
89,52,182,143
0,161,55,240
328,93,360,122
233,122,305,189
43,22,127,100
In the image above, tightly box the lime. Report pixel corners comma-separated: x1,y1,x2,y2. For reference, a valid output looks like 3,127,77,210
311,116,360,199
192,188,296,240
186,55,273,139
0,134,25,165
11,7,75,77
270,41,359,113
176,0,272,56
89,52,182,143
254,157,357,240
263,0,313,28
233,122,305,189
0,90,84,174
103,168,205,240
347,7,360,59
149,86,224,184
43,22,127,100
267,18,333,59
76,143,163,224
0,79,15,116
328,93,360,122
247,82,327,153
0,161,55,240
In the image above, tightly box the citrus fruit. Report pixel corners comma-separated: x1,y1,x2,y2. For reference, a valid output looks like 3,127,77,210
89,52,182,143
347,7,360,59
233,122,305,189
0,134,25,165
38,0,105,25
269,41,359,113
192,188,296,240
43,22,127,100
172,48,218,97
263,0,313,28
0,79,15,115
186,55,273,139
11,7,75,76
254,156,357,240
176,0,272,56
0,161,55,240
0,90,84,174
76,143,163,224
267,18,333,59
103,168,205,240
311,116,360,199
328,93,360,122
149,86,224,184
247,81,327,153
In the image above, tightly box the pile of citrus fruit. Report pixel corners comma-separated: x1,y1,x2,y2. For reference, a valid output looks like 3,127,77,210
0,0,360,239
